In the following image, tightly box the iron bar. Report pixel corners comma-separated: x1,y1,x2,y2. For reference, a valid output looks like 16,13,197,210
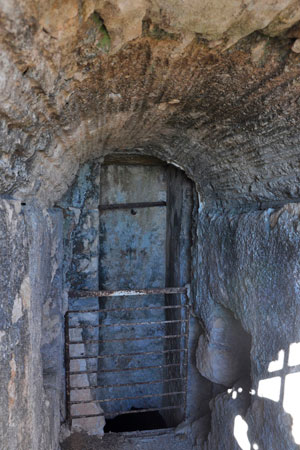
70,377,187,391
69,287,187,298
65,287,190,428
68,318,187,329
72,405,183,420
69,333,188,345
70,391,185,405
183,293,190,418
98,201,166,211
70,348,186,360
64,312,71,428
68,304,186,314
69,362,186,375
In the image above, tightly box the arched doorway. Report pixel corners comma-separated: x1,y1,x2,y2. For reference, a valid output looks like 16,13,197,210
62,154,197,434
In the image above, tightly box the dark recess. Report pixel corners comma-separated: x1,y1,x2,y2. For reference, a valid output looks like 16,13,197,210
104,408,167,433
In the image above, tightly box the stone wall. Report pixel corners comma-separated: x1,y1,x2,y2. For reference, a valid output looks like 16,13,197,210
1,2,300,210
0,199,64,450
2,189,300,449
194,203,300,449
1,1,300,448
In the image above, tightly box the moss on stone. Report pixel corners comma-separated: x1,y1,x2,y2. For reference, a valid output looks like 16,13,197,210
92,12,111,53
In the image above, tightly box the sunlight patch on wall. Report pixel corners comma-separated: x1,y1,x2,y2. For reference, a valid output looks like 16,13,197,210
234,415,251,450
255,342,300,445
268,350,284,372
233,342,300,449
257,376,281,402
288,343,300,367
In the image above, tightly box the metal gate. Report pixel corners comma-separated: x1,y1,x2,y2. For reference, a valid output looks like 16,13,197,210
65,287,190,428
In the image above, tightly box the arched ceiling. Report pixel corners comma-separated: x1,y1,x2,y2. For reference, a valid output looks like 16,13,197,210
1,0,300,206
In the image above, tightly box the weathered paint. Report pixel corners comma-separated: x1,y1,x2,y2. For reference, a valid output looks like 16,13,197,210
98,163,167,414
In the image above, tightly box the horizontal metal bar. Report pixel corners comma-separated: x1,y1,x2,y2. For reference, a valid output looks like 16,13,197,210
71,412,104,419
70,377,187,391
71,405,183,420
71,391,185,405
69,362,186,375
69,318,187,329
99,201,166,211
70,348,186,360
68,287,186,298
69,333,188,345
68,304,186,314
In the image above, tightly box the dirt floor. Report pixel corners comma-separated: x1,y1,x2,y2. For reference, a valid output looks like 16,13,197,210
61,428,194,450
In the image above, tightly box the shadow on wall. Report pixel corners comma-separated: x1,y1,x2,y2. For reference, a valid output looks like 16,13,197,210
233,342,300,450
196,306,252,388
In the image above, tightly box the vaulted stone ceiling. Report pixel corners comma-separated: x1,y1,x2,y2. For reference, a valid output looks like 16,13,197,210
1,0,300,206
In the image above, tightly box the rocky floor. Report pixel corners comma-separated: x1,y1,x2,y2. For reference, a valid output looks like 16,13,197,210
61,429,194,450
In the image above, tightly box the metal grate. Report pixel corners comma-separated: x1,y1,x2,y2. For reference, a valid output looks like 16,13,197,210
65,287,190,428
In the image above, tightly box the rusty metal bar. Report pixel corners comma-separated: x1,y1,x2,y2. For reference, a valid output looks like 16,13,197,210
71,413,104,419
183,293,190,418
70,348,186,360
72,405,183,420
65,288,190,428
64,312,71,428
98,201,166,211
68,318,187,329
70,376,187,391
69,286,186,298
70,390,185,405
68,304,186,314
69,333,188,345
69,362,186,375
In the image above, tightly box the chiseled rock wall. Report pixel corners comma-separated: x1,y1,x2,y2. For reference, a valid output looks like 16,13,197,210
1,1,300,208
2,189,300,449
195,203,300,449
0,199,64,450
1,2,300,448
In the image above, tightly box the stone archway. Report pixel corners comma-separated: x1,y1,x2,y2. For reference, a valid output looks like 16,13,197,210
59,153,206,437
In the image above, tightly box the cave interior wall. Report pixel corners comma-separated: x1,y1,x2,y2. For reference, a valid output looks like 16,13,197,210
2,0,300,449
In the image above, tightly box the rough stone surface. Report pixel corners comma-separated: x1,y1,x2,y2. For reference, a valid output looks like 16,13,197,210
0,200,30,450
196,306,251,387
196,203,300,449
0,2,300,207
203,378,252,450
61,429,194,450
2,1,300,449
292,38,300,53
0,199,64,450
